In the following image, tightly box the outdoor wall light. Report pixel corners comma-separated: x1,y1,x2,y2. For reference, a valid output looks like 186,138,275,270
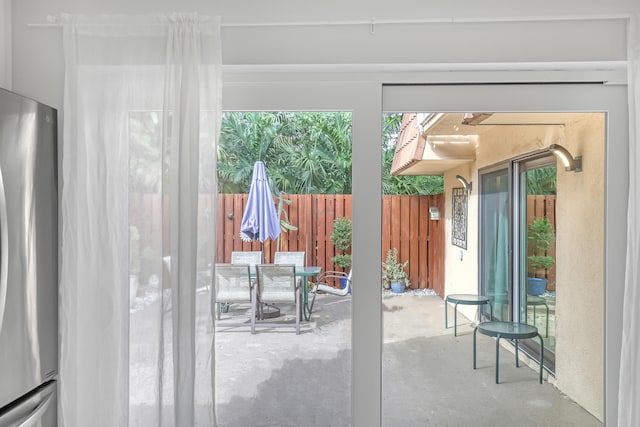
549,144,582,172
429,206,440,221
455,175,472,191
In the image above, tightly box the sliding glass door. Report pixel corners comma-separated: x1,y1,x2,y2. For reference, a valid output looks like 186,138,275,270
480,155,559,368
519,158,557,369
222,82,626,426
480,167,511,321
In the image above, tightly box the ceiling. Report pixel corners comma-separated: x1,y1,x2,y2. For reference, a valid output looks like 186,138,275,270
391,112,591,176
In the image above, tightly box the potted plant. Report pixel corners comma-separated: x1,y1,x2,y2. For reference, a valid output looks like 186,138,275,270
330,217,352,290
382,248,411,293
527,216,555,296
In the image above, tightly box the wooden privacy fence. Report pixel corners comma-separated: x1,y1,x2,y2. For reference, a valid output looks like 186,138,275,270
216,194,445,292
527,195,557,290
130,193,555,296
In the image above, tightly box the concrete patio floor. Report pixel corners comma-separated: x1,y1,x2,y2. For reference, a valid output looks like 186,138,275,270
213,293,603,427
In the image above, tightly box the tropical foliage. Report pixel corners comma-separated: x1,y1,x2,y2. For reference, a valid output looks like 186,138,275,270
217,112,353,194
217,111,444,195
127,110,444,196
526,166,556,195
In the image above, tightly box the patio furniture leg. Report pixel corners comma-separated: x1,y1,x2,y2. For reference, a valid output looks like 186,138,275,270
444,298,448,329
515,339,520,368
454,302,459,336
544,302,549,337
250,285,256,334
308,288,317,316
538,333,544,384
216,302,221,320
296,286,301,335
301,278,310,321
495,335,501,384
473,326,477,369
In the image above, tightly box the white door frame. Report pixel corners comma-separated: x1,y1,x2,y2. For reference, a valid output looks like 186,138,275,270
222,81,628,427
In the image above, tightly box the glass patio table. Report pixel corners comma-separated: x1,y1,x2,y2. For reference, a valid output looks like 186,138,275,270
526,295,550,337
445,294,493,336
295,266,322,320
473,321,544,384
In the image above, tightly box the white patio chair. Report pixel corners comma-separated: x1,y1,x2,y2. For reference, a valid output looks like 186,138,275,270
274,251,305,267
230,250,268,316
231,251,262,266
274,251,306,294
255,264,301,335
308,269,352,316
214,263,258,334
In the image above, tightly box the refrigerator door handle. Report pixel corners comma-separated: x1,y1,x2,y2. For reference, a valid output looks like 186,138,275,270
15,383,55,427
0,167,8,334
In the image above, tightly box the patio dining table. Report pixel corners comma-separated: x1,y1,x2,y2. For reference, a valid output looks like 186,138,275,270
445,294,493,336
473,321,544,384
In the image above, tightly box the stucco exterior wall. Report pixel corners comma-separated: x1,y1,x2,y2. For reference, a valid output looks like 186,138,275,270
443,164,478,321
554,114,605,418
443,114,605,419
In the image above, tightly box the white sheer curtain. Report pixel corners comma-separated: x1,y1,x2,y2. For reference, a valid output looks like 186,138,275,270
60,14,221,427
620,13,640,427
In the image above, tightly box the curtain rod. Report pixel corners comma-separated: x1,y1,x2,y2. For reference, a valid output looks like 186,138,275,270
223,61,627,73
27,13,630,30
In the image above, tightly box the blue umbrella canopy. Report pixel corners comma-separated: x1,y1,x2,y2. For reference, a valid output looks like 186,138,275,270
240,161,281,242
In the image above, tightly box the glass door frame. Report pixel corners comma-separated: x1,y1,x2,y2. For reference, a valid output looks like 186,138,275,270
478,162,514,322
517,154,558,371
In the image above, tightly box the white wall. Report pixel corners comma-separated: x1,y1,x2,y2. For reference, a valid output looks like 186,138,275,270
12,0,636,108
0,0,10,89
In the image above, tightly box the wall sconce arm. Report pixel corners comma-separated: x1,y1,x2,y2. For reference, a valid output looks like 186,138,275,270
455,175,472,191
549,144,582,172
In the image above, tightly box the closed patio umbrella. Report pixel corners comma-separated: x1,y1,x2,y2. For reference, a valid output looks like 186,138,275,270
239,161,281,245
239,161,281,318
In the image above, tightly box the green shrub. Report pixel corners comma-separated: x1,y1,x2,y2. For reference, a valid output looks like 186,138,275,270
330,217,352,269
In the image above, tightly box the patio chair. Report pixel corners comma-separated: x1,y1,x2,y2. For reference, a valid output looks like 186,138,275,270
274,251,305,291
274,251,305,267
214,263,258,334
255,264,302,334
308,269,352,316
231,251,262,266
230,250,266,315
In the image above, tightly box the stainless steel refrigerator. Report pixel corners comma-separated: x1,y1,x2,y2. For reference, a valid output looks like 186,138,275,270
0,88,58,426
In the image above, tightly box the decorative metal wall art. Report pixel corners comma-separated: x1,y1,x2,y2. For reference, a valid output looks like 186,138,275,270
452,187,468,249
